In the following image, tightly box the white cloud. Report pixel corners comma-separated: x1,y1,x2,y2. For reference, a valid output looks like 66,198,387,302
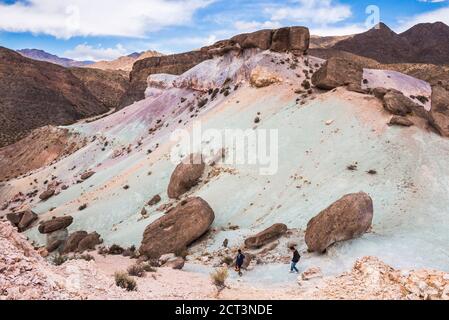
0,0,213,39
233,20,282,33
397,5,449,31
268,0,352,25
310,24,368,36
64,44,128,61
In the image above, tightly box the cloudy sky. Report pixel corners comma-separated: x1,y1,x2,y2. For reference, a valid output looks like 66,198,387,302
0,0,448,61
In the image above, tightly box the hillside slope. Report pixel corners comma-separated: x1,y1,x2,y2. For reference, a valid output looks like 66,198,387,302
0,47,109,147
18,49,94,67
1,44,449,285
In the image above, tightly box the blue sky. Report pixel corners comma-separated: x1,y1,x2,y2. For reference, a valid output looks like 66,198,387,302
0,0,448,61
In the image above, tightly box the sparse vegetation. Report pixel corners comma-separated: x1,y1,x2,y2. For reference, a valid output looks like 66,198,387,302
210,267,229,288
127,264,146,277
114,272,137,291
347,164,358,171
142,264,157,273
52,254,68,266
301,80,311,90
78,253,95,261
221,256,234,266
108,244,125,255
197,98,208,108
367,169,378,175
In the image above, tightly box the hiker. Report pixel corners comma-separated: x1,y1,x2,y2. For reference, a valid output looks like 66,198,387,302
290,246,301,274
235,249,245,276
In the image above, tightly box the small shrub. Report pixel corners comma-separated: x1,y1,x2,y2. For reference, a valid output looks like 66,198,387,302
78,253,95,261
211,268,229,288
301,80,311,90
108,244,125,255
367,169,378,175
221,256,234,266
347,164,358,171
197,98,208,108
52,254,68,266
142,264,157,272
127,264,146,277
115,272,137,291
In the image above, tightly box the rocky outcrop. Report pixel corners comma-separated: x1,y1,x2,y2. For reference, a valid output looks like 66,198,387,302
120,26,310,108
0,47,108,148
167,154,205,199
389,116,414,127
38,216,73,234
305,192,373,253
429,86,449,137
77,232,102,252
6,209,38,232
312,57,363,90
140,197,214,258
62,231,88,253
244,223,288,249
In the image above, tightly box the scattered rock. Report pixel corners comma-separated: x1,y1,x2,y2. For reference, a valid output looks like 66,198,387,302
6,209,38,232
312,57,363,90
428,85,449,137
167,154,205,199
80,171,95,180
300,267,323,281
148,194,162,206
46,228,68,253
38,216,73,234
39,189,55,201
389,116,414,127
140,197,215,258
163,257,185,270
245,223,288,249
305,192,373,253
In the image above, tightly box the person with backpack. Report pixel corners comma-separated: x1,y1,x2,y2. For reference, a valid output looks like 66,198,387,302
235,249,245,276
289,246,301,274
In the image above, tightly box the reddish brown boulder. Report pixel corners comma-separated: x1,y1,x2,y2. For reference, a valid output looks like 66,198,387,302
312,57,363,90
6,209,38,232
244,223,288,249
80,171,95,180
62,231,88,253
38,216,73,234
305,192,373,253
382,91,419,116
39,189,55,201
77,232,102,252
140,197,215,258
231,29,273,50
148,194,162,206
167,154,205,199
289,26,310,53
389,116,414,127
270,28,290,52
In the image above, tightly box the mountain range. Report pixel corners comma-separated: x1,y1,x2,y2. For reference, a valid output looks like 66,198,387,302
17,49,94,68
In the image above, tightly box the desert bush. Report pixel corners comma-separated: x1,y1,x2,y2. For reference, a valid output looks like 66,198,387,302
221,256,234,266
78,253,95,261
115,272,137,291
142,264,157,273
174,247,189,259
52,254,68,266
108,244,125,255
127,264,145,277
210,268,229,288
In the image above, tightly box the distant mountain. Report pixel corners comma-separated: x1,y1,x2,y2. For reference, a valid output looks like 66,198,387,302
17,49,94,68
0,46,121,147
309,35,353,49
332,22,449,65
89,50,163,72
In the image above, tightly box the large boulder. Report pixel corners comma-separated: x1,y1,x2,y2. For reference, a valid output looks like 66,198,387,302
289,26,310,53
312,57,363,90
38,216,73,234
140,197,215,258
6,209,38,232
77,232,102,252
429,86,449,137
382,91,419,116
305,192,374,253
231,29,273,50
244,223,288,249
62,231,88,253
167,154,205,199
39,189,55,201
46,228,68,253
270,27,290,52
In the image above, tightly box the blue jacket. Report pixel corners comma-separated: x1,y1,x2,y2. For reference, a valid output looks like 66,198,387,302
236,253,245,266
